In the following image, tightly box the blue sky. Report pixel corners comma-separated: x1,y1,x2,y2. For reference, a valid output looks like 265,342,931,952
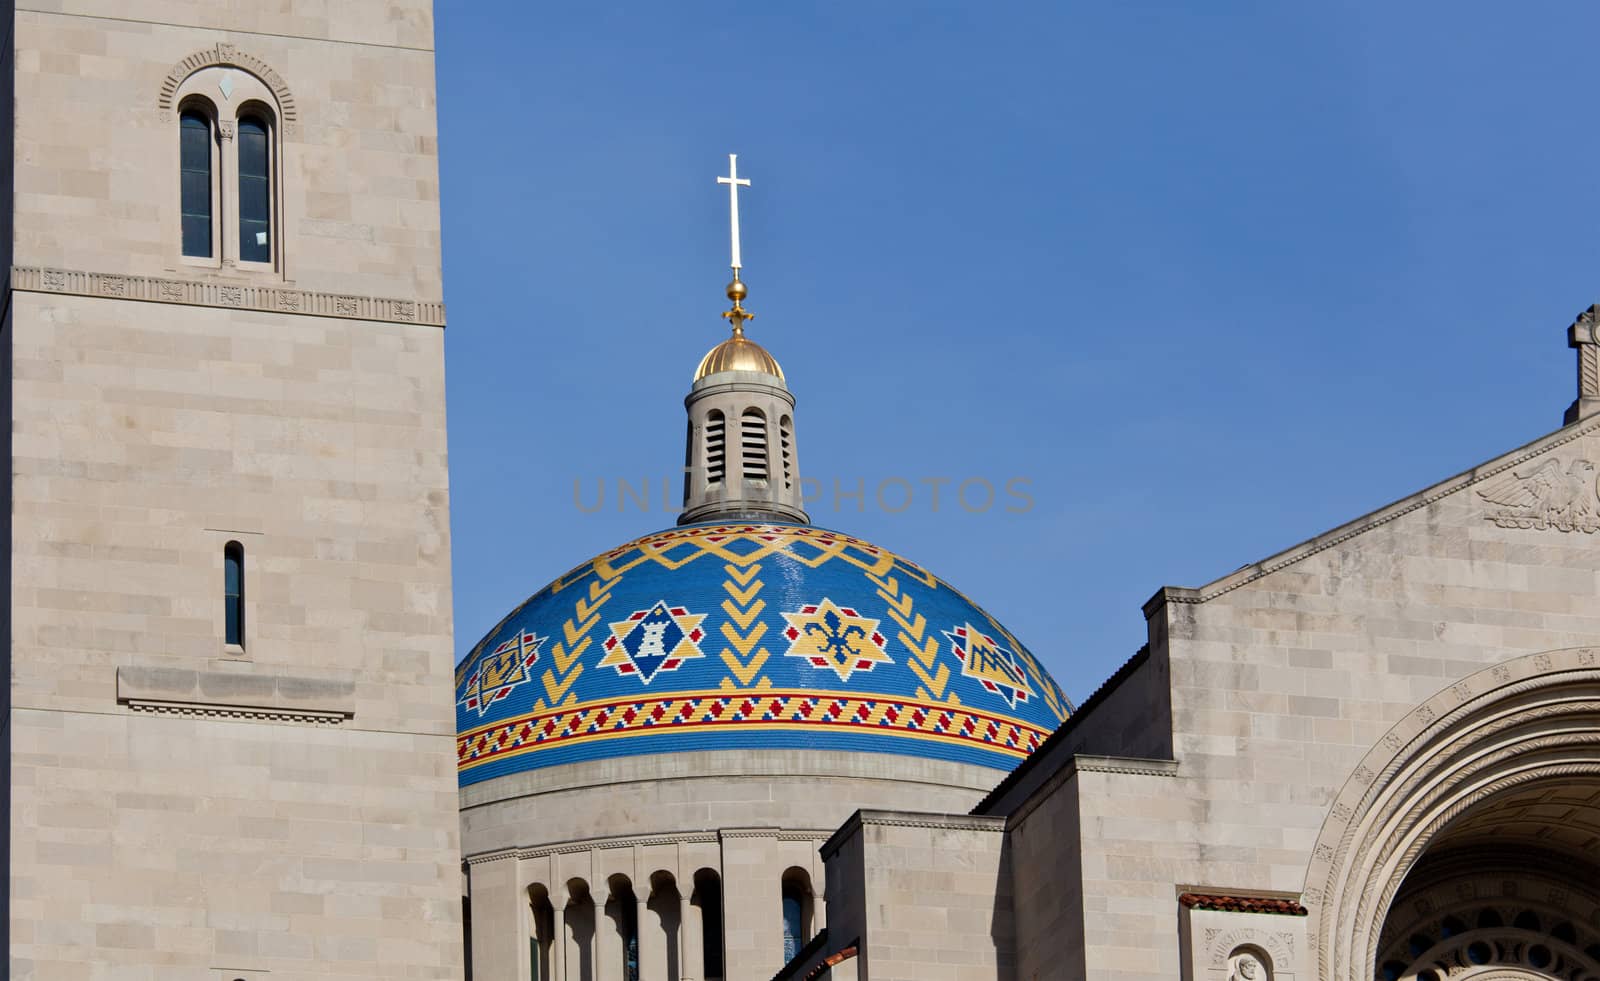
435,3,1600,701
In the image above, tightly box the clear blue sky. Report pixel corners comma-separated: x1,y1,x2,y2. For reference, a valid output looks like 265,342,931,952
435,3,1600,702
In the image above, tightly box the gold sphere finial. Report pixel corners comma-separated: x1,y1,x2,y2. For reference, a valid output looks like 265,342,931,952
722,271,753,336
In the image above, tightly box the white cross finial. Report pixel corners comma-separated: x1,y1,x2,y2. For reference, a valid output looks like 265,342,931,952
716,153,752,271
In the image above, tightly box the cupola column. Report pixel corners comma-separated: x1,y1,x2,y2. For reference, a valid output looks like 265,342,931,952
681,893,703,981
552,905,567,981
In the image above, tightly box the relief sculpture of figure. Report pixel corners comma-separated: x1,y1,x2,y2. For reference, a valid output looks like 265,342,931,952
1228,949,1268,981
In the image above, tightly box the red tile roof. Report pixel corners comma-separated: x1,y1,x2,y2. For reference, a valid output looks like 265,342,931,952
1179,893,1308,916
802,946,858,980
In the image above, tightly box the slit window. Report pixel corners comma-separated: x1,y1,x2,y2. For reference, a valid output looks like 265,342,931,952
179,111,213,257
224,541,245,647
238,115,272,262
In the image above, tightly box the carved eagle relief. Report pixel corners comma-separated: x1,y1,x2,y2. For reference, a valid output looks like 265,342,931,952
1476,457,1600,532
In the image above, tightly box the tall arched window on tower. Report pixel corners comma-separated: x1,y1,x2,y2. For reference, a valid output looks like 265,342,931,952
179,108,214,257
238,113,272,263
224,541,245,649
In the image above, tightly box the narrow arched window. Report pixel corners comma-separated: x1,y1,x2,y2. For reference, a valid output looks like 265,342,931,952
179,110,213,257
223,541,245,648
705,411,726,487
781,868,813,962
238,114,272,263
741,408,768,487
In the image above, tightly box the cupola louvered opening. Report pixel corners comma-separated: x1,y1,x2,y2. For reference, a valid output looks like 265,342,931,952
741,408,769,487
683,419,695,503
705,410,726,487
779,415,793,490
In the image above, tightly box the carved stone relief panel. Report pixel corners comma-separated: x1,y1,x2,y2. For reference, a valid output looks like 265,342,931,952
1180,905,1305,981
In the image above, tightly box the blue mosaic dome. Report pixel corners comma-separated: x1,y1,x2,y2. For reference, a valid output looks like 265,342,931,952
455,521,1071,786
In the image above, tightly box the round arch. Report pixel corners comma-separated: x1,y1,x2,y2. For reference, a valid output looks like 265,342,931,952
1304,647,1600,980
158,42,299,137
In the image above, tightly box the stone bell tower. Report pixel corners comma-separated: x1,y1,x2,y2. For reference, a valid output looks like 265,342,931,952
4,2,463,978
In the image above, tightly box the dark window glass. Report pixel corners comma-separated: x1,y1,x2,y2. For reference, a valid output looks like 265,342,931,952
622,900,638,981
224,542,244,647
782,894,802,962
699,876,723,977
179,111,212,257
238,116,272,262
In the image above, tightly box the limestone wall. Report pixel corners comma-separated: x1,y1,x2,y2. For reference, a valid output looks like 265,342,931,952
822,811,1011,981
1007,763,1086,980
7,286,462,977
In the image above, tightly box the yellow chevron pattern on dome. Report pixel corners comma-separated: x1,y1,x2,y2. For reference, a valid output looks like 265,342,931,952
455,521,1072,785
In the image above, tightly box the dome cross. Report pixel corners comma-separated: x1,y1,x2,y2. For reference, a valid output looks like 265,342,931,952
716,153,751,272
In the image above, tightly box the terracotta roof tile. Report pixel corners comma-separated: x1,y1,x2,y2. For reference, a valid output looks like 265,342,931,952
1179,892,1308,916
803,946,858,980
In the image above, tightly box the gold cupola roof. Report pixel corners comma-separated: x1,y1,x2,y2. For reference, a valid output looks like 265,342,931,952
694,334,784,380
694,274,784,381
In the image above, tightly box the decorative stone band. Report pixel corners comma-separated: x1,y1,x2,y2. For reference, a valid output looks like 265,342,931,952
11,266,445,327
125,701,346,725
1179,893,1309,917
116,665,356,726
463,826,836,866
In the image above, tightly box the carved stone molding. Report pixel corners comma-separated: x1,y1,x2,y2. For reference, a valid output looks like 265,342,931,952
124,700,346,725
1074,754,1181,776
116,665,356,726
11,266,444,327
465,829,729,865
158,43,299,138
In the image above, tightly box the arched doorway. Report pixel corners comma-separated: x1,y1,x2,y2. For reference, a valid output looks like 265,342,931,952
1304,648,1600,980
